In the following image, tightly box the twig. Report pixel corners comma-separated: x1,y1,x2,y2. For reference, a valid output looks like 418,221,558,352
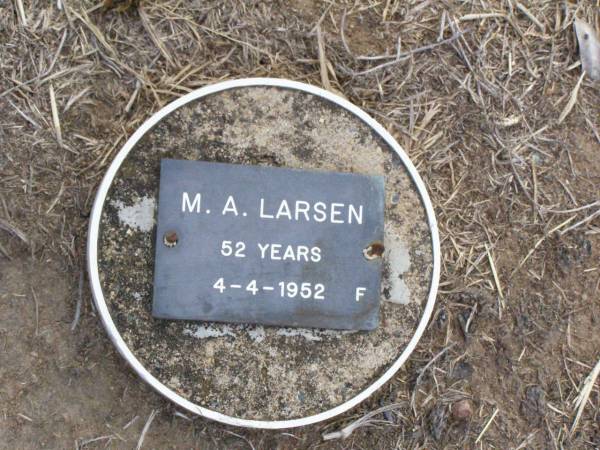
344,30,467,76
0,218,29,243
69,8,118,58
0,63,95,99
78,435,115,446
485,243,503,300
339,10,353,58
123,415,139,429
475,407,499,443
316,25,332,92
64,87,91,113
138,6,176,68
308,3,333,35
509,151,542,219
323,403,404,440
511,215,577,277
30,287,39,337
460,13,506,21
543,200,600,214
125,80,142,114
136,410,158,450
531,159,538,223
71,271,84,331
46,182,64,214
571,356,600,434
47,30,68,76
17,413,33,422
7,98,40,128
49,84,63,147
558,72,585,124
0,241,10,259
560,209,600,236
15,0,28,26
223,431,255,450
172,411,191,421
516,2,546,32
411,343,456,410
199,25,271,57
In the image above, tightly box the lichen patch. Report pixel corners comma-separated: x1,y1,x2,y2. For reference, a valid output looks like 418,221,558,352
111,196,156,232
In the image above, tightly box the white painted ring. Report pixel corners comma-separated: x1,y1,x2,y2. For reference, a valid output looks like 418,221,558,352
87,78,441,429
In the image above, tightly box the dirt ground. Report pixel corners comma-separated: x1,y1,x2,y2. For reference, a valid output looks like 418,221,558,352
1,1,599,449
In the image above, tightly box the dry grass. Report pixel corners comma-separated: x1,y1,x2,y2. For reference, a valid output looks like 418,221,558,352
1,0,599,448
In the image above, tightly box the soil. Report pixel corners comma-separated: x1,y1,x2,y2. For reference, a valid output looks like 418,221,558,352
1,1,599,449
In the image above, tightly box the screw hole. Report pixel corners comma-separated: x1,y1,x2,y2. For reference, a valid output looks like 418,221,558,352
163,230,178,247
363,241,385,260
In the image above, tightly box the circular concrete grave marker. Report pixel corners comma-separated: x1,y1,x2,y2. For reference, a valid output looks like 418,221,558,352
88,78,440,428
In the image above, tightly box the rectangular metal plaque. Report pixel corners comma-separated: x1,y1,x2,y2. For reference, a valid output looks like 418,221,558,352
152,159,385,330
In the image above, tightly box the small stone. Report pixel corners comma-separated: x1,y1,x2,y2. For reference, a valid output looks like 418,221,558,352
452,361,474,380
436,308,447,329
451,399,473,420
429,405,447,440
521,385,546,425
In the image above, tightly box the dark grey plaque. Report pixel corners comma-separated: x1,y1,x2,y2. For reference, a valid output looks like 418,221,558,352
152,159,385,330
